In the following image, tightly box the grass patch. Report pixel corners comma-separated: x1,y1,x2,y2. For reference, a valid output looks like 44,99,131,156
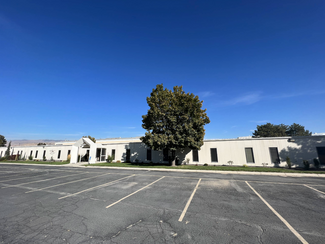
87,162,325,174
0,160,70,165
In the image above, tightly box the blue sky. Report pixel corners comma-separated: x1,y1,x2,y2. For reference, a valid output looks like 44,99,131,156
1,0,324,141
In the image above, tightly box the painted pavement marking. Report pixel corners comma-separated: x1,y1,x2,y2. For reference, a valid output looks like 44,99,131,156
59,174,136,200
304,184,325,195
26,172,112,193
246,181,308,244
1,172,90,188
178,178,201,222
0,172,63,183
106,176,165,209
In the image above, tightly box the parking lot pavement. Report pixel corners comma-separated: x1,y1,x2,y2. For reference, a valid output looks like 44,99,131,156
0,164,325,243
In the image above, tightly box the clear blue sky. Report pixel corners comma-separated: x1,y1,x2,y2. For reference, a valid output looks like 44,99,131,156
1,0,324,141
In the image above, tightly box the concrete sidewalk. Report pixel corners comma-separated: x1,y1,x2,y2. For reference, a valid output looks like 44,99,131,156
2,162,325,177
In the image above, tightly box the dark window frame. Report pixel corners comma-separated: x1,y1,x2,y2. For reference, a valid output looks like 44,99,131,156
269,147,280,164
58,150,61,159
112,149,115,160
210,148,218,162
245,148,255,163
193,150,199,162
147,149,152,161
126,149,131,161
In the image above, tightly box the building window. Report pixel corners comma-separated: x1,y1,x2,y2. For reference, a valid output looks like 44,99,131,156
193,150,199,162
269,148,279,164
126,149,130,161
58,150,61,159
163,149,168,161
245,148,255,163
210,148,218,162
316,147,325,165
35,151,38,158
43,150,46,159
30,151,33,157
147,149,152,161
112,149,115,160
67,150,71,155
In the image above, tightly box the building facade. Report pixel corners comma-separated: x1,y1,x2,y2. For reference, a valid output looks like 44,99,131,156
1,135,325,168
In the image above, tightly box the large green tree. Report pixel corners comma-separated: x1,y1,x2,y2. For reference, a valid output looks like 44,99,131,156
252,123,312,137
286,123,312,136
0,135,7,147
141,84,210,166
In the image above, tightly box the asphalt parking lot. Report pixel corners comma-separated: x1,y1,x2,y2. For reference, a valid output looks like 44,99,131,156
0,164,325,244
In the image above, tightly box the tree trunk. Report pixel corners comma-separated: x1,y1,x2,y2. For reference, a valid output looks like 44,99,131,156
171,150,176,167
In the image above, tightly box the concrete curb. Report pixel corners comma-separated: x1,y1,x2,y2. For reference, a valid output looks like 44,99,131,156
2,162,325,177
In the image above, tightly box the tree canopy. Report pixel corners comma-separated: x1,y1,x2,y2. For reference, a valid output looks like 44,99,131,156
0,135,6,147
141,84,210,166
252,123,312,137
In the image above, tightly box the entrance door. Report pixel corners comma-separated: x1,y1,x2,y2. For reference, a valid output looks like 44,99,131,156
317,147,325,165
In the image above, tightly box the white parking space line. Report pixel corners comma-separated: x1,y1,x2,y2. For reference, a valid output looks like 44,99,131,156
246,181,308,244
178,178,201,222
58,175,135,200
0,173,59,183
2,172,89,188
106,176,165,208
304,184,325,195
0,172,31,179
25,173,112,193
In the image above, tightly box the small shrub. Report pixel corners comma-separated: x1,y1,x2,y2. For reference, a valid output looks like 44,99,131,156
28,155,33,161
51,156,54,161
186,158,190,165
135,159,139,163
203,163,208,166
243,164,248,168
149,161,154,166
227,161,233,166
286,156,292,169
303,160,310,170
66,155,71,163
106,155,114,163
313,158,320,169
116,160,121,163
195,164,198,166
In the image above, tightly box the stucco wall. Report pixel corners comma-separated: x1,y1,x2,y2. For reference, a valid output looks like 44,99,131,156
2,136,325,167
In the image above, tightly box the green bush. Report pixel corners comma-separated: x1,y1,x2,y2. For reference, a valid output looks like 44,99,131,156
286,156,292,169
303,160,310,170
116,160,121,163
28,155,33,161
243,164,248,168
313,158,320,169
203,163,208,166
106,155,114,163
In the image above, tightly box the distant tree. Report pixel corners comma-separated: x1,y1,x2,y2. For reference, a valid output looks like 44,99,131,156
141,84,210,166
286,123,312,136
5,141,11,159
0,135,7,147
83,135,96,143
252,123,287,137
37,142,46,146
253,123,312,137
